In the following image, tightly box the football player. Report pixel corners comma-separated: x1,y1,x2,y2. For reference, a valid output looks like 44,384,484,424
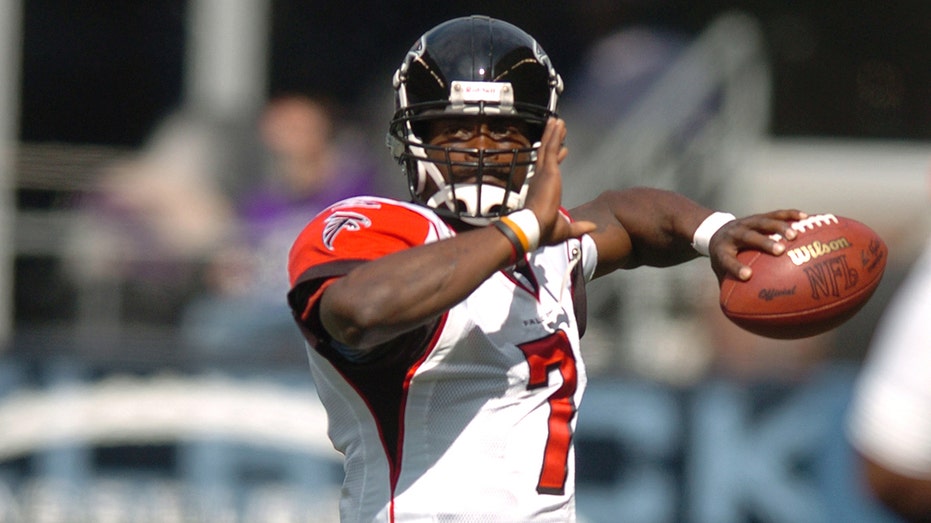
288,15,804,522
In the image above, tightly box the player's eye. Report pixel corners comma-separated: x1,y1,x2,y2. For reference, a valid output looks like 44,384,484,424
431,122,473,141
427,118,531,145
487,120,530,143
487,123,514,139
448,125,474,140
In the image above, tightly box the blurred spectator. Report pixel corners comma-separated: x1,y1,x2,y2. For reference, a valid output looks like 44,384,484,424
66,112,236,325
212,94,374,297
180,94,378,359
847,229,931,522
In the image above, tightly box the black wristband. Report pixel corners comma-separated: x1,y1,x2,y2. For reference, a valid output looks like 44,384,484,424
492,219,525,263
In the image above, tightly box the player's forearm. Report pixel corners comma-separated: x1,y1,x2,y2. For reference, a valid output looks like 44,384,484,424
320,225,514,350
576,187,709,274
613,187,709,263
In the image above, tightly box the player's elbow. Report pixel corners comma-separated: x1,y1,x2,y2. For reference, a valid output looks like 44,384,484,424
320,293,375,349
318,282,402,350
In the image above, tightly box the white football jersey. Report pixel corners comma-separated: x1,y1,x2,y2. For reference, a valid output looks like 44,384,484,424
288,197,598,522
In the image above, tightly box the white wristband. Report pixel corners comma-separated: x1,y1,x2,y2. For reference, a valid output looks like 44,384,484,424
691,212,736,256
501,209,541,252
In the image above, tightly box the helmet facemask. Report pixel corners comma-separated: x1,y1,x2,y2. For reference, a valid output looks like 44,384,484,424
386,16,563,225
392,98,542,225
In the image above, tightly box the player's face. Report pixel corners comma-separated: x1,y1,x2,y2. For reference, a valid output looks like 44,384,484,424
422,116,534,196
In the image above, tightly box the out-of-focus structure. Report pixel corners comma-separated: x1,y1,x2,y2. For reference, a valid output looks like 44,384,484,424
0,2,927,521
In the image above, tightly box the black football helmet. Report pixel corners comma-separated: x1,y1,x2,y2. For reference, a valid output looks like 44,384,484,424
387,15,564,225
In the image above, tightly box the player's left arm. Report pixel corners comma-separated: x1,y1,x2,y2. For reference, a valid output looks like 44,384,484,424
569,189,806,280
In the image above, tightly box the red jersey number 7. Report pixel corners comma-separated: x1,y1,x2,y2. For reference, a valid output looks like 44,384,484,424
517,331,578,495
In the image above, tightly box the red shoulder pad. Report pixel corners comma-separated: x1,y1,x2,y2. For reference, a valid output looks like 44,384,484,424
287,198,436,287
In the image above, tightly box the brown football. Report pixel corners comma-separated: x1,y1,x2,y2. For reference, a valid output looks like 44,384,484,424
719,213,887,339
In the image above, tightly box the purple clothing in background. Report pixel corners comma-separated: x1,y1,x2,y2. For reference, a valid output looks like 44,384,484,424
235,152,378,298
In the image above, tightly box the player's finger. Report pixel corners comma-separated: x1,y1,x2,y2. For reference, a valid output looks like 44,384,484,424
712,250,752,282
568,219,597,238
756,210,809,240
542,120,565,168
758,209,808,220
531,120,566,198
712,210,809,281
557,144,569,163
536,118,558,168
726,214,804,251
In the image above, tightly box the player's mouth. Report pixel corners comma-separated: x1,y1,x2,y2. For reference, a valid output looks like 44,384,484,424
449,169,512,188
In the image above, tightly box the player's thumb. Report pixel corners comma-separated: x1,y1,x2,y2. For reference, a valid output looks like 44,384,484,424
568,220,597,239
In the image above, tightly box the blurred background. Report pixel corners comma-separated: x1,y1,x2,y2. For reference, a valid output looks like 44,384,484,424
1,1,929,521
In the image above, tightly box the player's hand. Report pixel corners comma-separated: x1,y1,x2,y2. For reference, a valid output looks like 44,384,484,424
708,209,808,282
524,118,596,245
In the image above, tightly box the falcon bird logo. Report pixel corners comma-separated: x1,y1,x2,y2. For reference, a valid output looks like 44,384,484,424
323,211,372,250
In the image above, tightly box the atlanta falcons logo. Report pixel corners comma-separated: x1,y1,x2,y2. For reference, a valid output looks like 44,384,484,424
323,211,372,250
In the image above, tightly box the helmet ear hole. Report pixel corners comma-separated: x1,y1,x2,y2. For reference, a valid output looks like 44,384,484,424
411,121,430,141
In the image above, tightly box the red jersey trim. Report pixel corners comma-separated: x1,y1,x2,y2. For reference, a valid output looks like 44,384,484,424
388,312,448,522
